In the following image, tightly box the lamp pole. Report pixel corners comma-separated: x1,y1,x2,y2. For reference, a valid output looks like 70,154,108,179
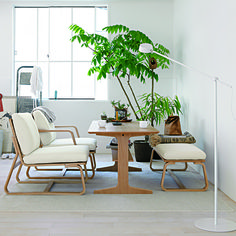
213,78,218,225
139,43,236,232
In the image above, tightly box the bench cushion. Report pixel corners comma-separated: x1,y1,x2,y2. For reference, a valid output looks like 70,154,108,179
153,143,206,160
23,145,89,164
48,137,97,151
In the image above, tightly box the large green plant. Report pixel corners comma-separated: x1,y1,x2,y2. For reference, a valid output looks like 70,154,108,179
69,24,170,120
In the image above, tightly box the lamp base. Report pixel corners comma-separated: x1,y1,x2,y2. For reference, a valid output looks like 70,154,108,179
195,218,236,232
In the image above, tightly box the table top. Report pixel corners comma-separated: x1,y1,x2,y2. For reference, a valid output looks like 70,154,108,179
88,120,159,136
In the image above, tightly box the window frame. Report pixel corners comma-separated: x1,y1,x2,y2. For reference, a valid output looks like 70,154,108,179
14,5,108,100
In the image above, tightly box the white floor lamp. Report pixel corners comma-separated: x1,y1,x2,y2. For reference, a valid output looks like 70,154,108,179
139,43,236,232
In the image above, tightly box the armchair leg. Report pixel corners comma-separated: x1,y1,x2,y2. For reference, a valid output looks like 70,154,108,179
5,161,87,195
4,151,19,194
87,154,95,179
91,152,96,169
16,163,23,183
26,165,89,181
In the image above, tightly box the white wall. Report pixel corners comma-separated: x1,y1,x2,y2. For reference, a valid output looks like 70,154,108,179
0,2,13,95
173,0,236,201
0,0,175,153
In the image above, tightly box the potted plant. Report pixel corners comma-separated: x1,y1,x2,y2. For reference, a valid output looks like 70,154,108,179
134,94,182,162
111,100,130,121
69,24,180,161
100,112,107,120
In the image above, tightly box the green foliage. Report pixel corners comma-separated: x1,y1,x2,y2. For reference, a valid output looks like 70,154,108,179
70,24,172,121
111,100,128,110
103,24,130,34
137,93,182,125
69,24,170,84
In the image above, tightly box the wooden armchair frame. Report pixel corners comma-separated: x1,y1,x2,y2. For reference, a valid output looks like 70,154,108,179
55,125,97,169
33,125,96,179
33,128,95,179
54,125,97,169
4,119,88,195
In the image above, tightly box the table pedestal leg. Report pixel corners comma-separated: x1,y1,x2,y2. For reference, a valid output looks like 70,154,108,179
96,149,142,172
94,184,153,194
96,162,142,172
94,134,152,194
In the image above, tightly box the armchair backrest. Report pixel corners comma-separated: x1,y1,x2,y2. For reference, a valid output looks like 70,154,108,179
32,110,56,146
12,113,41,155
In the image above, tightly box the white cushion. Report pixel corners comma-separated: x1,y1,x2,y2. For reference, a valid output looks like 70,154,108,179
12,113,41,155
74,138,97,151
49,137,97,151
32,110,56,146
23,145,89,164
153,143,206,160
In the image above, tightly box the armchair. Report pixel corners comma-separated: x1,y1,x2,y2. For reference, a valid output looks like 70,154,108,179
32,110,97,179
4,113,89,195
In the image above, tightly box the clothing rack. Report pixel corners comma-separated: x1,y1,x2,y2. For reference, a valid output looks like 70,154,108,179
16,66,42,113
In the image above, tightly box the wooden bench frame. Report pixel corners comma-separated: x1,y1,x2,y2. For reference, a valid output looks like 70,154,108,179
150,149,208,192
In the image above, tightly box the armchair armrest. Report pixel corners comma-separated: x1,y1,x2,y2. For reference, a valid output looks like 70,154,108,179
54,125,80,138
38,129,76,145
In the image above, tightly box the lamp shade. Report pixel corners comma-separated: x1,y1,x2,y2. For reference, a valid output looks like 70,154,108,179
139,43,153,53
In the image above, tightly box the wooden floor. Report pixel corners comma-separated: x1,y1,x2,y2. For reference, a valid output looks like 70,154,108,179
1,211,236,236
0,155,236,236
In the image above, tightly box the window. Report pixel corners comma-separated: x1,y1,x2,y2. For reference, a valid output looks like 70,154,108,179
14,7,108,100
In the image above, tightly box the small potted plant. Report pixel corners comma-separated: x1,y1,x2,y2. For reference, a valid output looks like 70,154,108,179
100,112,107,120
111,100,129,121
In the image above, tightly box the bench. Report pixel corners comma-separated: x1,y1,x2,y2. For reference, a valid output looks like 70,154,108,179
150,143,208,192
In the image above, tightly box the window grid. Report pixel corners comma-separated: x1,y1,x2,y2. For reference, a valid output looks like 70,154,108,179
48,8,51,98
14,6,107,100
94,7,97,99
71,8,74,97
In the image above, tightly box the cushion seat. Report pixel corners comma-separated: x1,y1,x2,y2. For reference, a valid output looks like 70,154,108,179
48,137,97,151
23,145,89,165
153,143,206,160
